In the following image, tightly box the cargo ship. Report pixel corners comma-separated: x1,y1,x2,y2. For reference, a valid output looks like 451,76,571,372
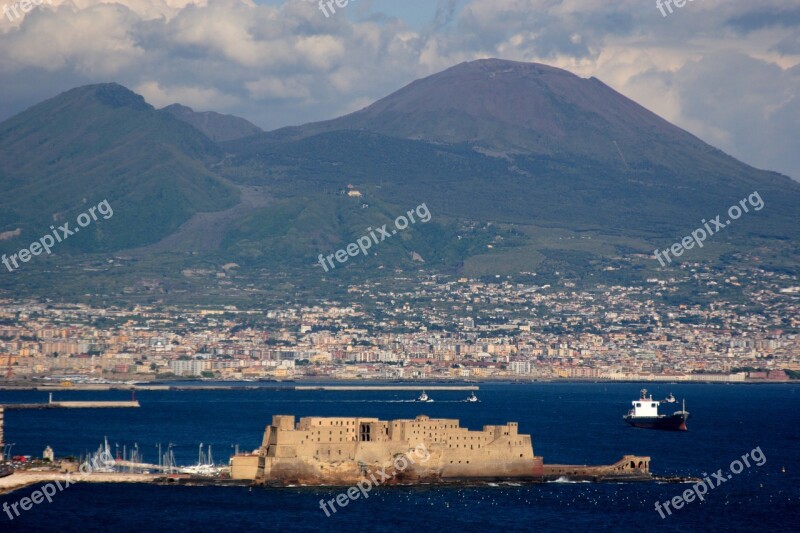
623,389,689,431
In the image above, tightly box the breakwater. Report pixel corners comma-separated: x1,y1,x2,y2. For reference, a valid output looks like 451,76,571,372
294,385,478,391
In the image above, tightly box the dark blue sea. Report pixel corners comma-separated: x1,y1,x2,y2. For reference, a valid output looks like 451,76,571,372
0,383,798,532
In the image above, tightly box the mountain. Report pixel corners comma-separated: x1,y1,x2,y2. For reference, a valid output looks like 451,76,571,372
162,103,262,142
0,62,798,302
251,59,721,161
220,59,800,272
0,83,238,253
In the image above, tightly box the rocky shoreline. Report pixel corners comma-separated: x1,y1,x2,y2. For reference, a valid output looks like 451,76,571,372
0,470,700,497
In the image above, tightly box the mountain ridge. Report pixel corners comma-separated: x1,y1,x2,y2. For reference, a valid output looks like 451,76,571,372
163,103,263,143
0,83,238,253
0,61,797,299
246,59,719,163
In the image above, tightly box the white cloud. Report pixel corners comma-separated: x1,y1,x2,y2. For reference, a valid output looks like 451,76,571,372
0,0,797,179
244,76,311,100
134,80,240,109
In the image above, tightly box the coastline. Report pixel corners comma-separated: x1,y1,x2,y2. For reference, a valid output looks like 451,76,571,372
0,471,160,496
0,471,697,497
0,378,795,391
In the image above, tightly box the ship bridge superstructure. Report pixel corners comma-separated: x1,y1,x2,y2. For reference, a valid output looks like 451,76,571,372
629,389,660,417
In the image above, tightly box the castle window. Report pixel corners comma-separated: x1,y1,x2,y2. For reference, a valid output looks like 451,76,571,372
360,423,371,442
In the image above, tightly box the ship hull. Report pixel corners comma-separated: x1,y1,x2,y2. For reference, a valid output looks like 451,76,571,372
624,413,689,431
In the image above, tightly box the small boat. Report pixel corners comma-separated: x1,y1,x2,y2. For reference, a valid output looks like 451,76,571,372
180,443,223,476
664,393,677,403
623,389,689,431
465,392,479,403
417,391,433,402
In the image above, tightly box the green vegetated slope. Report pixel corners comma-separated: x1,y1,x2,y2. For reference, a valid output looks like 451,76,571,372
0,83,238,254
218,126,799,274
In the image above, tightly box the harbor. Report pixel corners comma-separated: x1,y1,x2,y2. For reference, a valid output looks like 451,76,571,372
294,385,479,391
0,383,786,533
0,394,139,462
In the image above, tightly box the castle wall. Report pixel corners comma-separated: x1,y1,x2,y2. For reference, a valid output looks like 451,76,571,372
543,455,651,480
255,414,539,484
230,454,260,480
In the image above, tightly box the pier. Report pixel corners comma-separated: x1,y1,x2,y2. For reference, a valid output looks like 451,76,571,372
0,401,140,409
0,394,139,461
0,392,139,410
294,385,479,391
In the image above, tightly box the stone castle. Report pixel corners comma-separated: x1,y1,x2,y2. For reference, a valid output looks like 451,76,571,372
231,414,651,485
